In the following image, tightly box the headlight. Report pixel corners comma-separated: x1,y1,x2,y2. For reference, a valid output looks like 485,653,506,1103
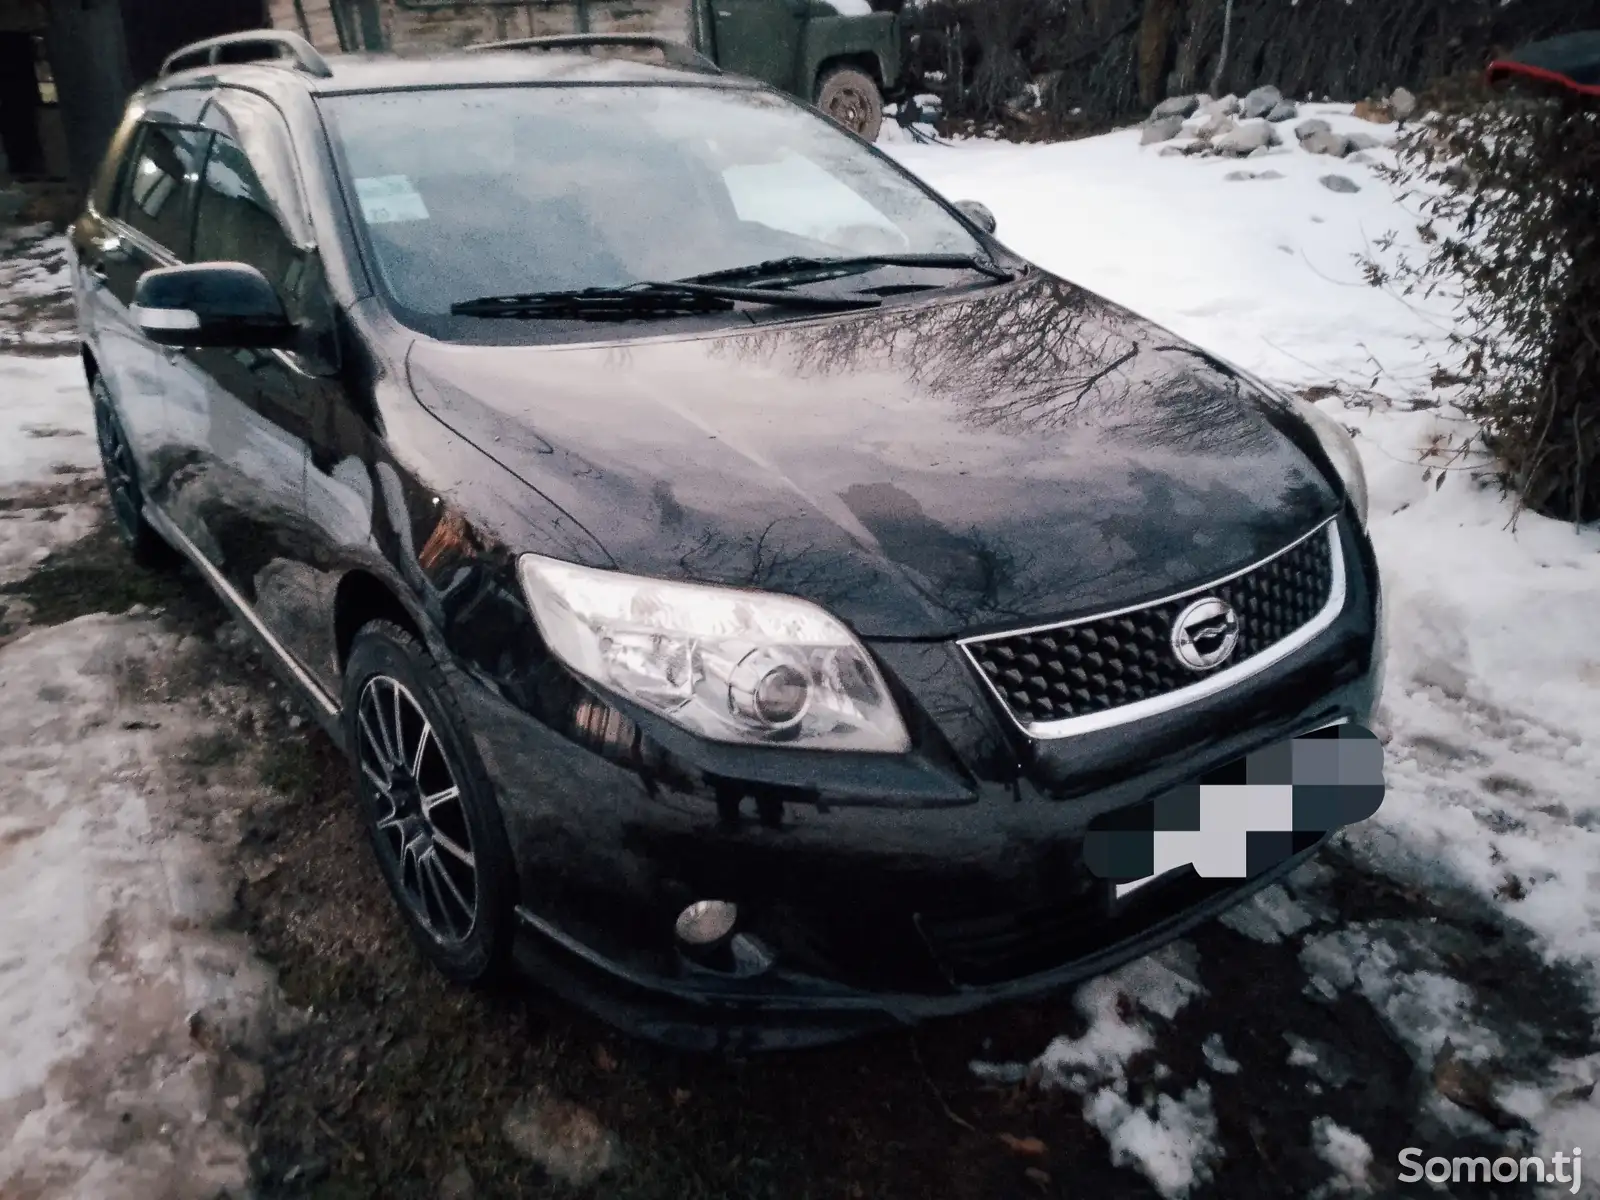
1297,400,1369,526
516,554,911,753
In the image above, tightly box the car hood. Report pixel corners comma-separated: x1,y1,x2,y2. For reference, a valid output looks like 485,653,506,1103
405,273,1340,639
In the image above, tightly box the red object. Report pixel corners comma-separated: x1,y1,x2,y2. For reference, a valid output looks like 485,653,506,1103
1486,60,1600,97
1485,31,1600,98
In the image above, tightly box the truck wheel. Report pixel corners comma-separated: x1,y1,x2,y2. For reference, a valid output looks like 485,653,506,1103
816,66,884,141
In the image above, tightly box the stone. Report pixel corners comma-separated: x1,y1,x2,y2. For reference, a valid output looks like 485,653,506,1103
1195,113,1236,141
1240,85,1283,120
1319,174,1361,194
1158,145,1188,157
1301,130,1351,157
505,1093,623,1189
1141,115,1185,145
1266,100,1299,122
1151,94,1200,120
1343,131,1382,152
1213,120,1280,157
1196,95,1240,123
1390,87,1419,121
1247,145,1274,158
1346,152,1375,165
1223,169,1285,182
1295,118,1332,141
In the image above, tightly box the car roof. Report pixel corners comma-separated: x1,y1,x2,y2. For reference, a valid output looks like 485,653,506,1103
149,48,758,99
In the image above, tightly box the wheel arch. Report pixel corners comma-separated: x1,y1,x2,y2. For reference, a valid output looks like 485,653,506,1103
814,52,885,96
334,567,429,677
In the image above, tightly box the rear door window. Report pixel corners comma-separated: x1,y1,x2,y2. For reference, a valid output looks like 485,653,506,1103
116,123,207,255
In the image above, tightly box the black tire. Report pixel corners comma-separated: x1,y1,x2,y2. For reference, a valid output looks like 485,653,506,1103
91,375,176,568
343,619,517,984
815,66,884,142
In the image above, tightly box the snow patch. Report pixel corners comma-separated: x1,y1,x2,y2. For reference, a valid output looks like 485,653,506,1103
1311,1116,1372,1193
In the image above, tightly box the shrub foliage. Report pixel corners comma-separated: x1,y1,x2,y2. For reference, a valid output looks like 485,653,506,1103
1370,77,1600,522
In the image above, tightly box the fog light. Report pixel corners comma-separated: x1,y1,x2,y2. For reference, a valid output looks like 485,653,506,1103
675,900,738,949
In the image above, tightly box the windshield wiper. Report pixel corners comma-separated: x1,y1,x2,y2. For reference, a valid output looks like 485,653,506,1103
680,252,1016,287
451,280,879,320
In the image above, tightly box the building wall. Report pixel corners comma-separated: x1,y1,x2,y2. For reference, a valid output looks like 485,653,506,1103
44,0,134,185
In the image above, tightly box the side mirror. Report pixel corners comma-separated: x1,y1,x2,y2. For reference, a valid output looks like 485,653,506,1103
131,262,295,350
954,199,997,235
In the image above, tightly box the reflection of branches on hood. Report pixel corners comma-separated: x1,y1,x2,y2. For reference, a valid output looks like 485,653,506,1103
719,276,1292,451
718,279,1146,434
671,516,871,614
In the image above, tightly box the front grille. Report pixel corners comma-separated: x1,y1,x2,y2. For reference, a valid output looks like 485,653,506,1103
963,524,1338,730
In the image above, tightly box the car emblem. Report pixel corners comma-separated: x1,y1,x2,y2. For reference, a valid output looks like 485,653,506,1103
1171,597,1240,671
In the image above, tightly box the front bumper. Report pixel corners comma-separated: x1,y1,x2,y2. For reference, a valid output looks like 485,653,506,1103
445,514,1382,1049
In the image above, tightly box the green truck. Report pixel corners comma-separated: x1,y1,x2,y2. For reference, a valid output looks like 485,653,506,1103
684,0,905,140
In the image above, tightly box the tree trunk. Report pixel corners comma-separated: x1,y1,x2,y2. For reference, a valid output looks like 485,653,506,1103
1209,0,1233,96
1137,0,1180,108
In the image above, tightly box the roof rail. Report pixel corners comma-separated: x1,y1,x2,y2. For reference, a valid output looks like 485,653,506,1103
465,34,720,75
158,30,334,80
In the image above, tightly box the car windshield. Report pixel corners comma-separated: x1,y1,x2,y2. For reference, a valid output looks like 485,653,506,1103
319,84,985,316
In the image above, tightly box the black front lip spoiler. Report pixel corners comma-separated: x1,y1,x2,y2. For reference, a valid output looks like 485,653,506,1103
511,835,1330,1052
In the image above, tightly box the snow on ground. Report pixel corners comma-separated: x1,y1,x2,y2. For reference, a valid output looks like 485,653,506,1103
0,226,75,351
0,342,282,1194
890,108,1600,1194
0,355,98,490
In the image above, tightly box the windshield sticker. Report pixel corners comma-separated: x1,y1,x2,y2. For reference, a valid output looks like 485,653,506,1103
354,175,430,224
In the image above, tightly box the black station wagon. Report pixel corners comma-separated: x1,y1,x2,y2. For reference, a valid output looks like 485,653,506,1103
70,30,1383,1050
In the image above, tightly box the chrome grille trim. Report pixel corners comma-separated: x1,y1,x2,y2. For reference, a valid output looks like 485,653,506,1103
958,519,1345,740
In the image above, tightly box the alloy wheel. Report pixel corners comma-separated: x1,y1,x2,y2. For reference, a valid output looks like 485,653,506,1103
356,674,480,944
94,400,143,541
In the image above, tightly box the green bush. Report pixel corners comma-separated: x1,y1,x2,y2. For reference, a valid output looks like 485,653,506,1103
1369,76,1600,522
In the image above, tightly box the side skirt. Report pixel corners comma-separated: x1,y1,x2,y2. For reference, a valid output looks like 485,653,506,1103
142,500,347,746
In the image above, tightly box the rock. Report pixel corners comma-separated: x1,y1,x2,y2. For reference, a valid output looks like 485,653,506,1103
1294,118,1332,140
1240,85,1282,119
1343,131,1382,152
1353,97,1394,124
1266,100,1299,122
1151,94,1199,120
504,1092,623,1189
1141,115,1185,145
1194,95,1239,125
1319,174,1361,194
1301,130,1351,157
1246,145,1274,159
1213,120,1280,157
1195,113,1236,141
439,1159,476,1200
1223,169,1285,182
1346,151,1375,165
1390,86,1418,121
1157,145,1188,158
